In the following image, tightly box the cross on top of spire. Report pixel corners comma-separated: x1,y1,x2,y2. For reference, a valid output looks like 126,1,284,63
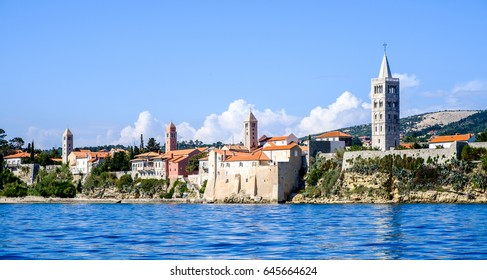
383,42,387,54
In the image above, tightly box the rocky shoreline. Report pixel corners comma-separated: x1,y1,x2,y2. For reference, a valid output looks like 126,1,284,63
0,196,206,204
2,191,487,204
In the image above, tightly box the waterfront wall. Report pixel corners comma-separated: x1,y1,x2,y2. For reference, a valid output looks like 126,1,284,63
341,141,466,170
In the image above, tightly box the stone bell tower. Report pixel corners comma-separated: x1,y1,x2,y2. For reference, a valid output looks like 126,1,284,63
371,44,400,151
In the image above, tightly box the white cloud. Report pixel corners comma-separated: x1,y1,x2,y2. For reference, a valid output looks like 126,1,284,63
419,80,487,110
297,91,370,136
115,111,165,146
393,73,420,89
453,80,487,94
191,99,299,144
114,94,371,146
26,127,61,149
176,122,197,142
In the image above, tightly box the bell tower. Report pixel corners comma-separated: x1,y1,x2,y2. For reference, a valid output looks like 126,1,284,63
244,112,258,151
166,122,177,152
62,128,73,164
371,44,400,151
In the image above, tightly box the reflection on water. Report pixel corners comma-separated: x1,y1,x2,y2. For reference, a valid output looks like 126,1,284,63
1,203,487,259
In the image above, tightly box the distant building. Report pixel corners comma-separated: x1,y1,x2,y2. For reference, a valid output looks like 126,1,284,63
244,112,258,151
68,150,110,175
62,128,73,164
166,122,177,153
315,131,352,147
204,114,302,203
130,149,202,180
429,133,476,149
222,144,248,153
371,47,400,151
262,134,299,147
4,151,30,167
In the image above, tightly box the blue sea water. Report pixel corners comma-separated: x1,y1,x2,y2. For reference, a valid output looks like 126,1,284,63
1,203,487,260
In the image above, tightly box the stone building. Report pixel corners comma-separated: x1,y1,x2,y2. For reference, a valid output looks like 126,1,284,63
203,114,302,203
244,112,258,151
371,48,400,151
165,122,177,153
62,128,73,164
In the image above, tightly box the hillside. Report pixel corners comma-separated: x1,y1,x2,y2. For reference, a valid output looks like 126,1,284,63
334,110,487,140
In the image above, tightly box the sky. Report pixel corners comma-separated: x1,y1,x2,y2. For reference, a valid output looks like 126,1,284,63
1,0,486,149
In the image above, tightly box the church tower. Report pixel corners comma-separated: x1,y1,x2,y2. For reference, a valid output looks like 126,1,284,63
244,112,258,151
166,122,177,152
62,128,73,164
371,46,400,151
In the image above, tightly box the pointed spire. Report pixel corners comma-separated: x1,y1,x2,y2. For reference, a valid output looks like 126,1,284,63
378,53,392,78
245,111,257,122
64,128,73,136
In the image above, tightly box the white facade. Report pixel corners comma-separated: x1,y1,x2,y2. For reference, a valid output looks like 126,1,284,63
6,158,22,166
371,53,400,151
73,157,88,174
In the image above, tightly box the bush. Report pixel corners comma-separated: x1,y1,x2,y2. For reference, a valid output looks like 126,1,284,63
200,180,207,194
462,146,487,161
34,181,76,198
116,174,133,193
1,181,28,197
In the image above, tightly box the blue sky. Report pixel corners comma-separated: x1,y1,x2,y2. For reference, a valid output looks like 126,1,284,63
1,0,486,149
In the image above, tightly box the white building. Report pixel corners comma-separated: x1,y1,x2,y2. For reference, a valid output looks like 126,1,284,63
4,151,30,167
429,133,476,149
68,150,110,175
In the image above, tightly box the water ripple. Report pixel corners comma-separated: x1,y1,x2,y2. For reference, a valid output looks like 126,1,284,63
1,203,487,259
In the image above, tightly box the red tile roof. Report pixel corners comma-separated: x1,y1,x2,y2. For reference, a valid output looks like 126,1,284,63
4,152,31,159
268,136,288,141
429,133,474,143
400,143,414,149
263,143,299,151
316,131,352,139
226,150,270,162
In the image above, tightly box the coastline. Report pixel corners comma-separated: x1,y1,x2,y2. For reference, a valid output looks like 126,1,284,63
2,193,487,204
0,196,205,204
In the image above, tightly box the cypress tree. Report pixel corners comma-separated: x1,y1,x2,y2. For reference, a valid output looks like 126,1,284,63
30,141,35,162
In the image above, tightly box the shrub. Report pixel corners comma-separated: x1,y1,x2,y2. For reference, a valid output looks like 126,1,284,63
1,181,28,197
116,174,133,193
200,180,207,194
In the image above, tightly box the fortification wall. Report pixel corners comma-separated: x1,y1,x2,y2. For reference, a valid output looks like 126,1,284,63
341,142,464,170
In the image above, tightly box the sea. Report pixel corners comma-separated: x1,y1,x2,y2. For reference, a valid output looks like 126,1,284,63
1,203,487,260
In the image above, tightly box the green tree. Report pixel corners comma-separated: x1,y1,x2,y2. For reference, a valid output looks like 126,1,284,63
110,152,130,171
477,128,487,142
8,137,24,150
186,152,208,173
30,141,35,162
140,134,145,153
146,137,161,152
0,128,8,155
116,174,133,193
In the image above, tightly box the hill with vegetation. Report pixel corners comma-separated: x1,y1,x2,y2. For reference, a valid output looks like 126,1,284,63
328,110,487,142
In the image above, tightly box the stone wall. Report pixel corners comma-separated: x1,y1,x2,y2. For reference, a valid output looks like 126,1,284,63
341,142,465,170
204,162,301,203
9,164,39,185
